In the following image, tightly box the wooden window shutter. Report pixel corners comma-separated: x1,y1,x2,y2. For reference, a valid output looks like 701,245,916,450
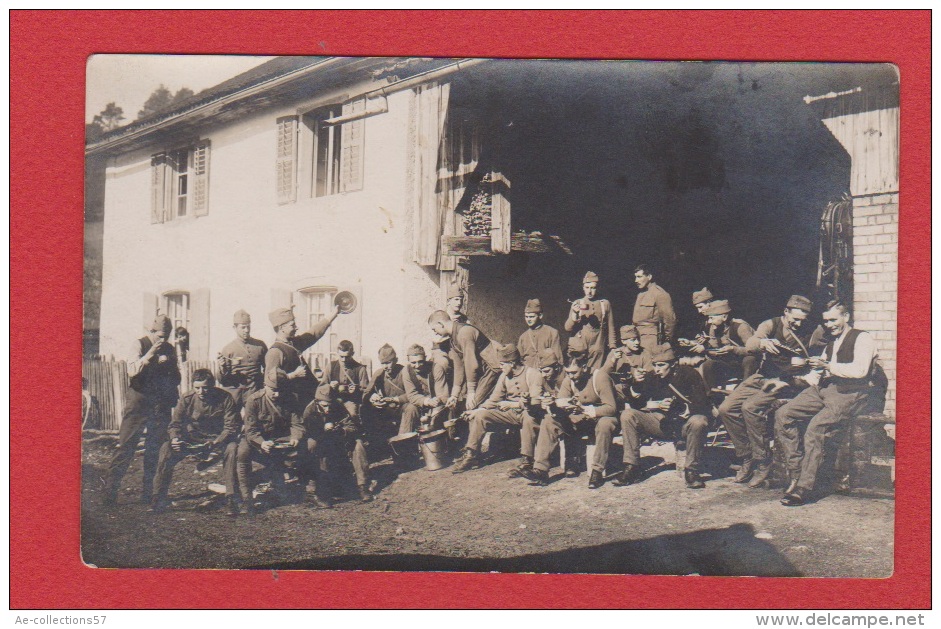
143,292,159,329
192,140,210,216
189,288,211,361
276,116,298,204
340,100,365,193
150,154,167,223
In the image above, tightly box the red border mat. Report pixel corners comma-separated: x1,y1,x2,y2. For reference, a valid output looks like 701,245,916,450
10,10,930,609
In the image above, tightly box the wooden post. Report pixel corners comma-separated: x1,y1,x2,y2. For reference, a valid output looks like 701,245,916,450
490,172,511,255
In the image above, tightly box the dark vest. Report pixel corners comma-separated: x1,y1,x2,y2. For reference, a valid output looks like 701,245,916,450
130,336,180,403
271,340,317,402
825,329,872,393
758,317,816,378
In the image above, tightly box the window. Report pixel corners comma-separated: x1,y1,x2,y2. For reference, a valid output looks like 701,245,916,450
162,292,190,332
151,140,210,223
277,100,365,203
302,288,336,331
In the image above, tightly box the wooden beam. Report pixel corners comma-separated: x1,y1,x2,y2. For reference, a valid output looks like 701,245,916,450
442,232,574,256
441,235,492,256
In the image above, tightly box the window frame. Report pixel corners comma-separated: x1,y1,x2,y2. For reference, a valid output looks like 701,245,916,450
162,290,190,332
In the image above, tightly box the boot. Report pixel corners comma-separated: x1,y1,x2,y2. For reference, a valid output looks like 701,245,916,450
588,470,604,489
146,496,169,514
612,464,640,487
508,456,534,478
781,486,807,506
451,449,480,474
564,456,581,478
357,484,373,503
225,496,239,517
239,498,256,516
685,470,705,489
834,473,852,494
747,460,773,488
733,458,755,483
520,466,549,486
783,471,801,496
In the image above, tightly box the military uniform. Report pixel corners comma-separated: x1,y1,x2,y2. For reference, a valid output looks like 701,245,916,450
104,317,181,504
303,398,371,494
698,301,758,390
564,298,616,372
621,349,712,481
236,385,313,507
600,327,654,409
518,299,564,370
632,281,677,352
264,309,334,410
364,361,414,434
449,319,501,409
717,296,824,472
529,364,594,476
153,386,241,503
218,336,268,409
401,353,449,433
317,356,370,420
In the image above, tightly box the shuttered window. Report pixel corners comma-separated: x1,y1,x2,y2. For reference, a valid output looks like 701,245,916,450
301,99,366,199
150,140,211,222
340,100,365,193
276,116,298,204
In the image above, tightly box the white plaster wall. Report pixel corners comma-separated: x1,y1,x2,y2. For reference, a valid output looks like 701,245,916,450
100,87,438,364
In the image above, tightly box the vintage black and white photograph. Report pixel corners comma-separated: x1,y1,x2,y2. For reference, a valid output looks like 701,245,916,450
82,55,898,577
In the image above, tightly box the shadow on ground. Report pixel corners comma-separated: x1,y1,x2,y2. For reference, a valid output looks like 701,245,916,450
249,522,801,576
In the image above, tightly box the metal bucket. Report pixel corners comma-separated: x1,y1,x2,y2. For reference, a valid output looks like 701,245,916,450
388,431,419,464
418,429,449,471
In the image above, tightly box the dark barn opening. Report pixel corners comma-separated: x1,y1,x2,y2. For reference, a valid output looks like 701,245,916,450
443,61,873,343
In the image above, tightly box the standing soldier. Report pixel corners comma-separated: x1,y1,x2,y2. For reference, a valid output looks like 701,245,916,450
150,369,241,515
451,344,546,474
401,344,449,433
236,369,316,514
521,339,620,489
218,309,267,410
632,264,677,352
318,340,370,422
363,344,412,436
265,305,339,411
717,295,822,488
698,300,758,390
518,298,564,370
776,300,877,506
102,315,181,506
600,324,653,406
428,310,501,412
620,344,712,489
564,271,616,371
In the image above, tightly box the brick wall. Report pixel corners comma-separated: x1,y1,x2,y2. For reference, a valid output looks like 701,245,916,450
851,192,898,416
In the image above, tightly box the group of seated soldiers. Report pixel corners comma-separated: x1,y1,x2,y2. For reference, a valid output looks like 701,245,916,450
100,265,881,517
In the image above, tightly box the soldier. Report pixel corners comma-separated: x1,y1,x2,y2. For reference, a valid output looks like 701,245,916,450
264,305,339,410
428,309,501,411
564,271,616,371
519,348,588,483
363,344,412,435
521,339,620,488
518,298,564,370
692,287,717,316
600,324,653,406
632,264,677,352
678,288,716,366
318,340,370,422
717,295,823,488
218,309,268,410
698,299,758,390
150,369,241,515
304,395,372,503
401,344,449,432
620,344,712,489
236,369,316,515
777,301,878,506
451,344,545,474
102,315,181,506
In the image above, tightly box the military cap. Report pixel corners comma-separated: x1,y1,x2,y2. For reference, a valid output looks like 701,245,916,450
786,295,813,312
497,343,521,363
264,368,289,389
650,344,677,363
378,344,397,363
446,283,463,300
268,307,294,328
619,324,640,340
702,299,731,316
233,309,251,325
151,314,172,334
566,336,589,361
406,343,426,357
582,271,599,284
692,288,714,305
537,349,561,369
338,339,355,352
524,298,542,314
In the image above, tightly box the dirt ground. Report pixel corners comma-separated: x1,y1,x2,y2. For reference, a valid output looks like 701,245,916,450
81,435,894,577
